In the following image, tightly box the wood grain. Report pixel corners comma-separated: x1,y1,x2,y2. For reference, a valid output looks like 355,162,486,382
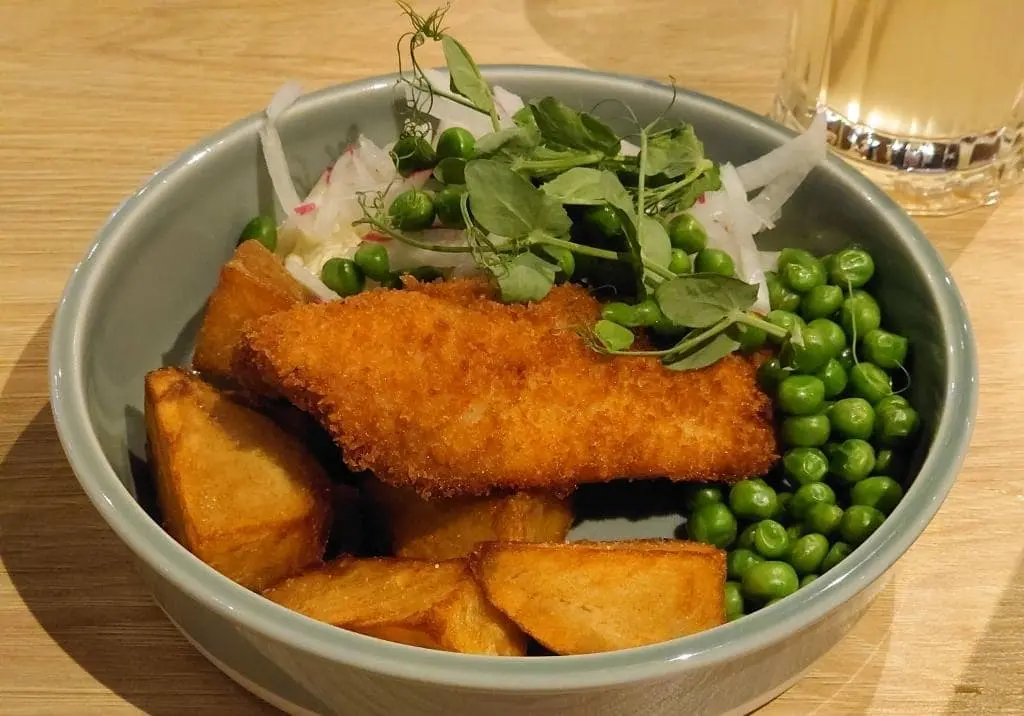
1,0,1022,713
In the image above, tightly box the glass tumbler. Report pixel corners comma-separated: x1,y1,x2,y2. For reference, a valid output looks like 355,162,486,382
771,0,1024,216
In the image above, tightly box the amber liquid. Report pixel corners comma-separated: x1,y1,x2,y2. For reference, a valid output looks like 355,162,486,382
774,0,1024,214
780,0,1024,139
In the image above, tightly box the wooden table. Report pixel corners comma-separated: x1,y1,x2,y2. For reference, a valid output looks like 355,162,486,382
1,1,1021,713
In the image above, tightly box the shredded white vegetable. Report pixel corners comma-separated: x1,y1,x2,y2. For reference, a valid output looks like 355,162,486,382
284,255,340,301
258,82,304,214
256,79,827,308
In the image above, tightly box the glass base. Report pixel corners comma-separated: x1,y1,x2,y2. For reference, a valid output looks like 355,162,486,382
771,97,1023,217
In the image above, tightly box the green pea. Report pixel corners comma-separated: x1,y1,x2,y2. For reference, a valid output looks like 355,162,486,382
756,357,789,393
320,258,365,297
685,485,725,512
874,449,894,474
778,250,827,280
815,359,848,398
583,205,623,239
851,476,904,515
807,318,847,357
837,346,856,372
667,214,708,253
431,185,466,228
777,375,826,416
391,135,437,175
828,247,875,288
238,215,278,252
840,290,882,338
782,323,832,373
433,156,466,185
736,524,757,551
786,523,804,543
388,188,436,231
729,480,779,521
790,481,837,520
875,404,920,445
781,414,831,447
788,533,830,575
724,581,745,621
766,272,802,313
750,519,791,559
729,323,767,353
781,257,826,293
765,310,806,345
800,574,819,588
632,299,665,327
687,502,737,548
542,246,575,279
804,502,844,536
862,329,908,369
600,302,637,327
820,541,852,572
377,272,404,290
593,320,634,351
800,284,843,320
849,363,893,404
839,505,886,545
829,439,876,484
782,447,829,485
727,548,764,581
695,248,735,277
351,243,391,283
742,561,799,603
435,127,476,160
830,397,875,439
668,248,692,275
875,394,909,413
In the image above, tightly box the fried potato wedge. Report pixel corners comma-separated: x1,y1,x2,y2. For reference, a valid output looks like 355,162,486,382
365,478,573,560
192,239,314,388
144,366,332,591
263,557,528,656
469,540,726,655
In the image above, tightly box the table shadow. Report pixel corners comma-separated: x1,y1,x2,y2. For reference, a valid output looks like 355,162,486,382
943,552,1024,714
0,316,276,715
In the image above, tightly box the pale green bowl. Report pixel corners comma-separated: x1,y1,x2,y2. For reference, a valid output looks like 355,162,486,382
49,66,977,716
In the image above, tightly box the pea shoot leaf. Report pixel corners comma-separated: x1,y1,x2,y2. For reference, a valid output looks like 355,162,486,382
645,125,705,178
465,159,571,239
672,165,722,211
490,252,557,303
529,97,621,156
475,125,540,157
441,36,495,114
637,215,672,275
654,273,759,328
513,105,538,130
594,319,635,351
663,333,740,371
540,168,634,214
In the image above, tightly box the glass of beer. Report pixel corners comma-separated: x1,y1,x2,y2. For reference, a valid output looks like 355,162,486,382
771,0,1024,216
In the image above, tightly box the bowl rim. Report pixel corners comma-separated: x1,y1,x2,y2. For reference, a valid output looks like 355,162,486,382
49,64,978,691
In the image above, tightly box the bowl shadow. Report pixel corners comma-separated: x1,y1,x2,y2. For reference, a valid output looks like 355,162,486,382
0,316,276,715
943,552,1024,714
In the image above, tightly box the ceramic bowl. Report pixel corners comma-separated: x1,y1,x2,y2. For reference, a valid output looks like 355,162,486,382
49,66,977,716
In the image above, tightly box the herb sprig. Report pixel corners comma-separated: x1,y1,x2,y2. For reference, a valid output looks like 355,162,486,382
355,2,785,371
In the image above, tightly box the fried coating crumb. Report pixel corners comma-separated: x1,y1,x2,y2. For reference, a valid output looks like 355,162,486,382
237,278,777,497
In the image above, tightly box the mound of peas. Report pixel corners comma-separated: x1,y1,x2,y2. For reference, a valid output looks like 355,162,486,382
683,245,919,621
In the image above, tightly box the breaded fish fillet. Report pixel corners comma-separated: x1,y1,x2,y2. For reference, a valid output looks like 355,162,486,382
237,278,776,497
